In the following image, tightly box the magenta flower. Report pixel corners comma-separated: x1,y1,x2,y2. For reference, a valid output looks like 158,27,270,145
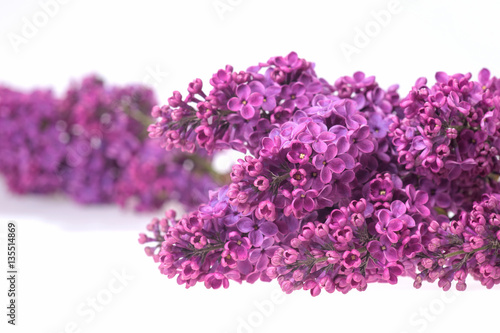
367,236,399,263
204,273,229,289
282,82,309,110
272,51,303,73
248,81,281,111
398,235,423,259
237,217,278,247
248,238,279,271
349,125,374,155
405,185,430,216
375,210,404,243
334,99,367,130
297,121,335,154
312,144,346,183
255,200,276,221
291,188,318,216
227,84,264,119
382,262,404,284
342,249,361,268
447,91,471,115
287,141,312,164
224,231,251,260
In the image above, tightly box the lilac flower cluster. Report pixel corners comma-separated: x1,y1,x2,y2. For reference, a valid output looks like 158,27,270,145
390,69,500,212
148,52,334,156
0,87,65,193
141,53,500,295
416,193,500,291
0,76,221,211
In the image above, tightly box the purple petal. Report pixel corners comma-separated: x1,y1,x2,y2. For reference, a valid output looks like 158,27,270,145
400,215,415,228
261,237,274,249
235,247,248,260
228,97,242,111
336,136,350,154
324,145,338,160
346,118,360,130
295,95,309,109
265,85,281,96
318,131,335,142
389,219,403,232
435,72,448,83
367,241,381,253
417,205,430,217
312,140,328,153
355,126,371,140
248,92,263,106
356,139,374,153
390,200,406,217
298,132,314,144
414,191,429,205
385,248,399,262
249,249,262,263
307,82,323,94
339,170,355,183
237,260,253,275
378,210,391,224
237,217,255,233
461,158,477,171
260,222,278,236
387,232,399,244
292,198,303,211
320,167,333,184
353,71,365,82
303,197,315,211
292,82,306,96
435,193,451,208
262,98,277,111
240,105,255,119
339,153,355,169
307,122,322,137
249,81,265,94
329,158,346,173
256,254,269,271
236,84,251,99
249,230,264,247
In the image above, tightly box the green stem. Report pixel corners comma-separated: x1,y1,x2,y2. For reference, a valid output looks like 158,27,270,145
186,243,224,259
217,109,236,117
182,154,230,184
444,244,490,259
123,106,153,128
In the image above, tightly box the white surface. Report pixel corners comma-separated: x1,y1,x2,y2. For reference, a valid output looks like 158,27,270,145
1,0,500,332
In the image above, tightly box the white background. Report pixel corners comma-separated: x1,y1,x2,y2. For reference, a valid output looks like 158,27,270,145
0,0,499,332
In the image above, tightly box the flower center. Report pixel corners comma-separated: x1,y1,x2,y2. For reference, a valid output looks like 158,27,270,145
299,153,306,159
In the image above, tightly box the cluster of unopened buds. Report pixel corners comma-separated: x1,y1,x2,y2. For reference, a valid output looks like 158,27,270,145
140,52,500,295
0,76,222,211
